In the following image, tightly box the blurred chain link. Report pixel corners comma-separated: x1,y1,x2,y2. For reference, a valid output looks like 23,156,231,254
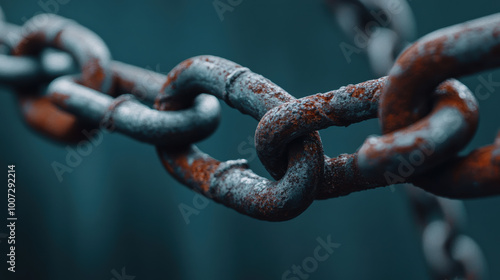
325,0,415,75
0,5,499,278
327,1,490,279
0,10,221,144
407,185,487,279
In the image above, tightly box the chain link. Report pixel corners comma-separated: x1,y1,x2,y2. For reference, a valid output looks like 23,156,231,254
0,13,221,145
0,5,499,278
327,1,492,279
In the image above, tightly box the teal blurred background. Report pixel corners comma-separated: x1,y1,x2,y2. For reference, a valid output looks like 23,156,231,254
0,0,499,279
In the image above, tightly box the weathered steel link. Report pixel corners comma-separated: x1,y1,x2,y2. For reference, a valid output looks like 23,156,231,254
358,13,500,196
155,55,324,221
255,77,479,198
0,13,221,146
12,14,112,142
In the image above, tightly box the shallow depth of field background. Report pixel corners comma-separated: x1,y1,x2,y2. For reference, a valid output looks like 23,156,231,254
0,0,500,279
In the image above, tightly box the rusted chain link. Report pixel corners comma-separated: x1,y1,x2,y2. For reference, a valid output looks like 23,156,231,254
0,9,499,221
359,13,500,196
328,1,490,279
256,13,500,200
13,14,113,143
256,77,478,198
155,56,324,220
0,13,221,145
376,13,494,280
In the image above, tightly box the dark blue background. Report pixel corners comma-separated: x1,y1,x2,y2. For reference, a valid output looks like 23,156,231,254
0,0,499,279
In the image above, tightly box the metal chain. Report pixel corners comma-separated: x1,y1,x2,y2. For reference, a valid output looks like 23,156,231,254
407,185,487,279
325,0,416,75
327,1,490,279
0,2,498,262
1,12,220,145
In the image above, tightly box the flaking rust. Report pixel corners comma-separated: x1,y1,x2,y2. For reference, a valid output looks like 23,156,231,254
256,76,385,181
154,12,500,219
255,77,480,198
357,79,478,181
156,56,324,221
359,13,500,196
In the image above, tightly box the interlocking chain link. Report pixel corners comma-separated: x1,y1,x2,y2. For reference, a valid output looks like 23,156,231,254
0,12,221,146
0,8,498,280
328,1,491,279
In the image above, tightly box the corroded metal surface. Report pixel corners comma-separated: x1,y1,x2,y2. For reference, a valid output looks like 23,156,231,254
155,56,324,221
12,14,112,142
0,8,498,221
255,77,479,198
358,13,500,196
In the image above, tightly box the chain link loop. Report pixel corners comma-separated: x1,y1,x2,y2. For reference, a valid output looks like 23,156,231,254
12,14,112,142
327,1,492,279
0,12,221,146
155,56,324,221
